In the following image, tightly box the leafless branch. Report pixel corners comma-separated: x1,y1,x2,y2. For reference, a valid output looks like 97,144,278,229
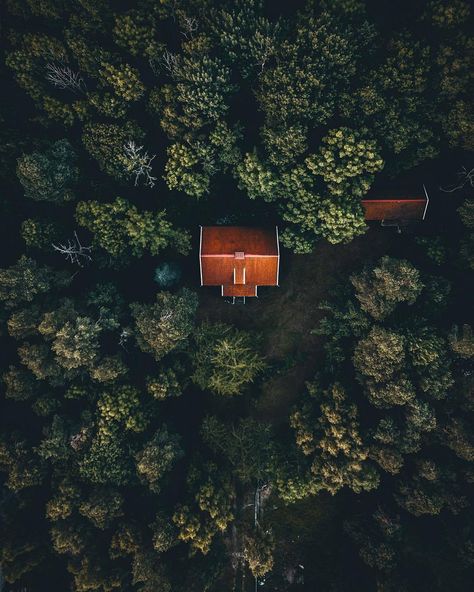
45,62,86,94
162,50,181,77
122,140,157,188
52,231,92,266
180,14,198,40
440,167,474,193
119,328,131,351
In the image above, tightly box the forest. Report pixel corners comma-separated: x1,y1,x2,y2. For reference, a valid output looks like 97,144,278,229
0,0,473,590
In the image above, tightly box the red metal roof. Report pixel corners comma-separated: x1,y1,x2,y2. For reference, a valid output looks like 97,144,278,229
201,226,278,256
200,227,279,297
222,284,257,297
361,197,427,221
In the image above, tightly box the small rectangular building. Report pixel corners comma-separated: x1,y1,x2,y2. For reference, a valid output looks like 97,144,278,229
361,189,429,221
199,226,280,298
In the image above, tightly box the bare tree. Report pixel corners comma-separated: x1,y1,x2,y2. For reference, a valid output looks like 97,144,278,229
162,50,181,77
45,63,86,94
119,328,131,351
52,231,92,266
122,141,157,188
440,166,474,193
180,14,198,39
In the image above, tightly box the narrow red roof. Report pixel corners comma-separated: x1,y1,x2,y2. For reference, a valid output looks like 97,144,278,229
362,197,428,221
200,227,279,298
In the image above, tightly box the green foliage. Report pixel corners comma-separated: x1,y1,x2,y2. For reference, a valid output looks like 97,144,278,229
82,122,144,180
167,53,237,127
237,127,383,251
79,487,124,529
17,342,60,381
90,355,128,383
201,416,276,483
2,366,38,401
289,381,379,497
99,62,145,101
21,218,58,249
45,480,80,521
146,365,184,399
316,197,367,245
135,426,184,493
255,10,376,126
88,91,128,119
37,416,72,463
131,288,198,360
50,520,89,556
97,385,148,437
0,437,45,492
165,122,242,198
459,198,474,269
353,326,405,382
131,549,171,592
76,196,191,258
210,0,281,79
150,513,178,553
458,198,474,228
345,508,402,573
113,9,160,57
173,462,235,554
396,463,468,516
423,0,471,29
0,526,44,585
109,522,141,558
261,122,308,167
5,33,75,124
450,324,474,358
415,236,447,265
52,316,100,370
17,140,78,203
350,256,423,320
79,428,133,486
443,417,474,462
192,322,266,396
7,305,42,339
306,127,384,197
243,529,275,578
0,256,69,309
165,142,211,198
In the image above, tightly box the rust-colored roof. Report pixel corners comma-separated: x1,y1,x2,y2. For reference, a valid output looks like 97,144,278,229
361,198,427,221
222,284,257,297
200,227,279,297
201,226,278,256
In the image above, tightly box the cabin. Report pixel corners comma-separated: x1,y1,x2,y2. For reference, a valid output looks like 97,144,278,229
199,226,279,300
361,186,429,227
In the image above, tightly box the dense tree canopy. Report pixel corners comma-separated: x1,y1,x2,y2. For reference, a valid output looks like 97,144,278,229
0,0,472,590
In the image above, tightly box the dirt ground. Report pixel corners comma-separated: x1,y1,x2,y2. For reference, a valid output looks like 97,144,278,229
198,226,398,422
